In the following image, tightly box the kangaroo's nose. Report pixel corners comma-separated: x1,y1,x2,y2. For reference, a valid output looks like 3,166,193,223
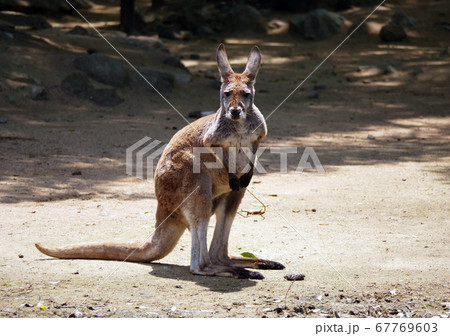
229,107,241,119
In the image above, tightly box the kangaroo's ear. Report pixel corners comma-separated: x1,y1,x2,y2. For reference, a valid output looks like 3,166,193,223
217,44,233,81
243,45,261,83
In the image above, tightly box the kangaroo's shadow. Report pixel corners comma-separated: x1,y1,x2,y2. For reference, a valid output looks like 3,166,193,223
145,262,258,292
35,257,257,292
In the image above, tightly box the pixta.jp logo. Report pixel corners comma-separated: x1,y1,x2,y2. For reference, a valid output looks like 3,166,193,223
126,137,324,181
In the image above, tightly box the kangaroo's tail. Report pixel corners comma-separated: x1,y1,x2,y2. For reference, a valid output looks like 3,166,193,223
35,216,186,262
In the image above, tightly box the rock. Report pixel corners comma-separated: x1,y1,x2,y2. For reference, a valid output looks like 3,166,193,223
367,134,375,140
304,9,344,40
119,35,169,53
220,4,266,33
379,11,415,42
73,53,127,87
410,67,423,77
275,0,353,12
28,85,48,100
353,0,382,6
314,84,326,90
440,46,450,57
69,25,88,35
348,21,369,37
291,9,345,40
163,56,188,70
195,25,213,36
61,72,93,98
308,90,319,99
0,118,7,124
379,22,406,42
284,272,306,281
132,69,174,92
69,309,83,318
90,88,123,107
0,0,92,12
0,11,51,29
0,18,14,32
391,10,416,30
174,73,192,84
383,65,396,75
61,72,123,107
158,29,192,41
289,15,306,35
434,21,450,32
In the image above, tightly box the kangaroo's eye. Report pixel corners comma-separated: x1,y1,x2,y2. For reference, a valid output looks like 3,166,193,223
242,92,250,98
224,91,231,97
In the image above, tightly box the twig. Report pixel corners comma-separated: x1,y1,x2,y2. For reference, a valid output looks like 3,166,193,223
237,188,267,217
284,281,295,309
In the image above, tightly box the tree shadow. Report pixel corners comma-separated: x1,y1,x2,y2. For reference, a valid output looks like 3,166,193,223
0,1,449,204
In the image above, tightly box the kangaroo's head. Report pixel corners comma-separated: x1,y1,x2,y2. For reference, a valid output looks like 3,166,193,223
217,44,261,121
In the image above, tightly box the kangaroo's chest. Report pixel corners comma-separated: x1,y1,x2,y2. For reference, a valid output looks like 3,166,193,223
222,132,258,175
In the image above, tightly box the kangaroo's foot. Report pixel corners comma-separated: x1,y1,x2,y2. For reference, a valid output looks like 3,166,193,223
190,263,264,279
212,256,285,270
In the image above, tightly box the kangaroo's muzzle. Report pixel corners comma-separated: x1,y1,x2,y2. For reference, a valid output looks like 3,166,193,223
227,106,245,120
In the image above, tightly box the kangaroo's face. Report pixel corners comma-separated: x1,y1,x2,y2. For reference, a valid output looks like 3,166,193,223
217,44,261,121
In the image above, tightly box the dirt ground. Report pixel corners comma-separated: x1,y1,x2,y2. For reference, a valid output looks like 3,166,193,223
0,1,449,318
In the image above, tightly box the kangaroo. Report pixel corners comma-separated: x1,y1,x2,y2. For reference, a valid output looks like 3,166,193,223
35,44,285,279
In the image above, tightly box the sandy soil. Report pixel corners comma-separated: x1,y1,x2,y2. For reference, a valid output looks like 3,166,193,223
0,1,449,317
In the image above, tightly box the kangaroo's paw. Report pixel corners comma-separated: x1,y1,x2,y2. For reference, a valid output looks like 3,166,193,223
191,264,264,279
226,256,285,270
252,259,285,270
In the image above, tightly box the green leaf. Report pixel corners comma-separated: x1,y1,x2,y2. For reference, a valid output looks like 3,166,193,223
240,252,257,259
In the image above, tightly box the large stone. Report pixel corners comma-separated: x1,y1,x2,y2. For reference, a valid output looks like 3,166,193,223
303,9,344,40
61,72,123,107
90,88,123,107
73,53,127,88
289,15,306,35
274,0,353,12
28,85,48,100
119,35,169,53
348,21,370,37
69,25,88,35
291,9,345,40
391,10,416,30
61,72,92,98
0,11,50,29
163,56,188,71
0,0,92,12
379,22,407,42
353,0,382,6
220,4,266,33
0,18,14,31
132,69,174,93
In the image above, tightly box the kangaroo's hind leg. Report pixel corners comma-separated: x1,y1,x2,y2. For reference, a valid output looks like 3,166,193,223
209,189,285,270
183,187,263,279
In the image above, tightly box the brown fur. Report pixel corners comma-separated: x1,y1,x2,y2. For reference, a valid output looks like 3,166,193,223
35,44,285,279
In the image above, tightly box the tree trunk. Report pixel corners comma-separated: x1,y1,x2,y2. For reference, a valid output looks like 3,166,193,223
120,0,135,34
